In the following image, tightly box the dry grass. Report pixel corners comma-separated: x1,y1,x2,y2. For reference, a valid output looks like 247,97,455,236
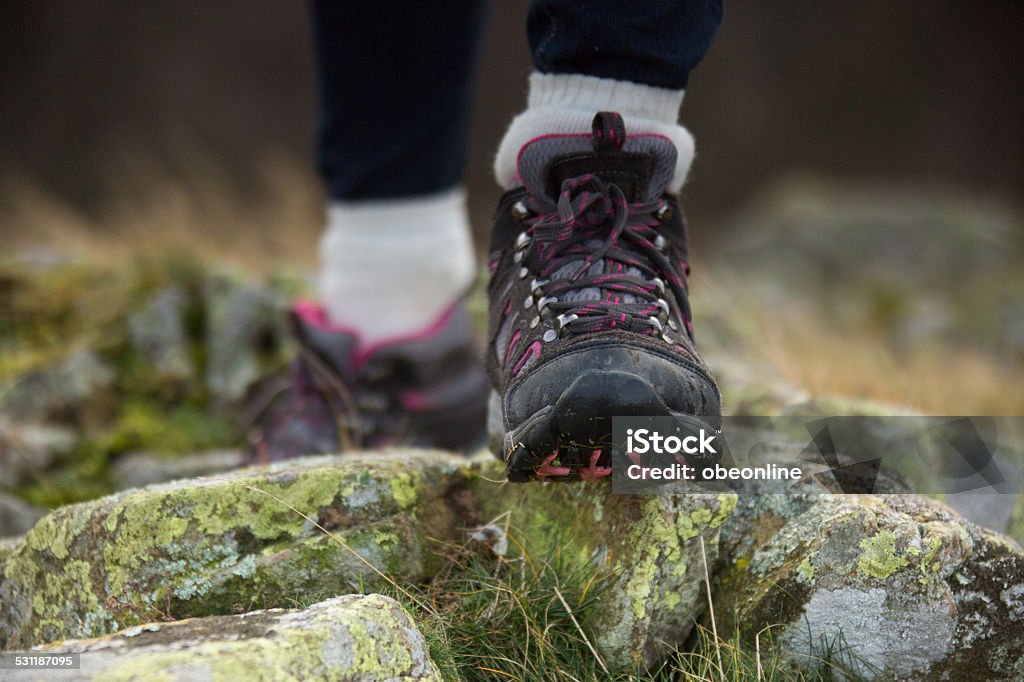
694,270,1023,416
1,151,323,276
4,158,1018,416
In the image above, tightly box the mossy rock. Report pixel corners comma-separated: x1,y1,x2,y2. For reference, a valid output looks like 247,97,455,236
7,594,440,681
0,451,468,648
467,466,737,670
716,492,1024,680
0,449,740,674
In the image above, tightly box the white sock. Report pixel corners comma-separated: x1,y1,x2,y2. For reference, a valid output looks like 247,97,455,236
494,73,694,191
318,187,476,346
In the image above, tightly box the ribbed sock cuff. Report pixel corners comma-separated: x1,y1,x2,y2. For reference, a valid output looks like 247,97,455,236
494,73,694,191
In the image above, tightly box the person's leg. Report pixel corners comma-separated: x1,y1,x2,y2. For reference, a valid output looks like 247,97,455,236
487,1,724,481
495,0,722,191
250,3,491,461
311,0,488,344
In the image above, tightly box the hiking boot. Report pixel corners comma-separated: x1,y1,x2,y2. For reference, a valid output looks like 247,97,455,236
486,112,721,482
247,299,488,462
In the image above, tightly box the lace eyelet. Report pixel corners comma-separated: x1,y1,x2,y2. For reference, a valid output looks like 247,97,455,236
511,201,530,222
523,295,534,309
542,329,558,343
654,204,673,223
536,296,557,312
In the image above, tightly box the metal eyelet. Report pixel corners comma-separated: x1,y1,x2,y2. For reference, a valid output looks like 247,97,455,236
523,295,534,309
655,298,670,316
513,250,524,264
542,329,558,343
648,317,664,333
511,201,530,222
530,278,548,293
556,313,578,329
518,267,529,279
536,296,556,312
529,316,540,329
662,333,674,344
654,204,673,223
667,319,678,331
514,231,532,249
652,278,666,294
654,235,668,251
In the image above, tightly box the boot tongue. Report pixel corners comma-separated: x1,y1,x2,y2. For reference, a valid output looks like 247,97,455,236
516,112,678,203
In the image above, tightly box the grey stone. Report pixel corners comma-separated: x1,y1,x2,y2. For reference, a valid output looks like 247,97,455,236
0,493,46,538
0,350,114,423
0,416,76,488
203,277,287,404
112,449,245,490
717,491,1024,680
7,594,440,681
127,286,194,383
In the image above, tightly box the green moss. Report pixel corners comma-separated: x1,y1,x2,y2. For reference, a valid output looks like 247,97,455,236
857,530,909,579
388,471,419,511
905,533,947,586
712,493,738,527
24,504,92,560
797,553,816,582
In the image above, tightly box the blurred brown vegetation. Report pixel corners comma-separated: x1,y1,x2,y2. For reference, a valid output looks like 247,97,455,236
1,1,1022,414
2,1,1022,242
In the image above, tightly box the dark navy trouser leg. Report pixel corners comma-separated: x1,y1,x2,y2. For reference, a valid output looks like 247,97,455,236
527,0,723,90
311,1,489,200
311,1,722,199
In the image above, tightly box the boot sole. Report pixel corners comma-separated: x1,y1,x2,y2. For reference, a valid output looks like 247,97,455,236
489,369,718,482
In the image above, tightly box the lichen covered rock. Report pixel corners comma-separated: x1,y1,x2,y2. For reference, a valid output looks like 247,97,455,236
6,594,440,681
0,451,467,648
470,472,737,670
717,492,1024,680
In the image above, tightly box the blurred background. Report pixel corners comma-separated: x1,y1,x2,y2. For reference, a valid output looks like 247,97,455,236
3,1,1022,244
0,2,1022,525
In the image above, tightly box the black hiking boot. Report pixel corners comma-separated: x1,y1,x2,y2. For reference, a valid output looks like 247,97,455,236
247,300,488,462
486,112,721,482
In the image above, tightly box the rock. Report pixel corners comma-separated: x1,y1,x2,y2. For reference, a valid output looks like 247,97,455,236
471,477,737,670
6,594,440,681
127,286,194,384
0,350,114,424
0,416,76,488
717,492,1024,680
719,177,1024,350
204,277,288,404
0,447,738,673
944,452,1023,541
0,451,468,648
0,492,46,538
112,449,246,490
